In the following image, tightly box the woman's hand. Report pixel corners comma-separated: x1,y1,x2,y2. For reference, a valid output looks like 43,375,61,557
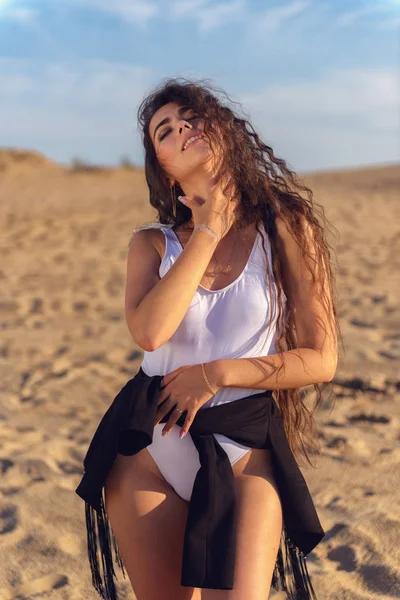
177,182,240,240
154,363,222,438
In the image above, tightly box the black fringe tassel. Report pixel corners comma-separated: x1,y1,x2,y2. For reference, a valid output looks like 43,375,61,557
271,524,319,600
84,498,317,600
84,491,126,600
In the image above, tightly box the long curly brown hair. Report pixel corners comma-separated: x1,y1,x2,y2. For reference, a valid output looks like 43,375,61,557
136,76,343,468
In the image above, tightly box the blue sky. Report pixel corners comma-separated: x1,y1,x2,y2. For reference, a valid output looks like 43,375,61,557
0,0,398,173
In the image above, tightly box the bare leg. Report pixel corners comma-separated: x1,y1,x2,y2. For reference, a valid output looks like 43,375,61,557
104,448,201,600
201,449,283,600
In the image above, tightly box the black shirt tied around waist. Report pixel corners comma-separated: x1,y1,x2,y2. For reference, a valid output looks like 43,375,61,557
75,367,325,600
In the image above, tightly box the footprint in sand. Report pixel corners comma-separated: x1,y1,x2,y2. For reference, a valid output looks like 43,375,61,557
326,436,347,449
347,413,391,424
359,563,400,597
326,522,400,597
1,488,20,497
350,317,376,329
324,420,346,428
19,459,53,482
1,573,69,599
327,544,357,572
72,299,89,312
126,349,142,362
325,495,342,509
57,461,82,475
0,459,14,475
0,505,17,534
378,349,398,360
323,522,348,543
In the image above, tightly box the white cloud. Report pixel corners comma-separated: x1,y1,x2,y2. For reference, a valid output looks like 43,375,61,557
379,16,400,28
243,68,397,127
0,60,398,171
239,67,399,171
52,0,158,24
170,0,210,18
170,0,247,33
0,0,157,24
0,58,153,164
0,7,37,23
255,0,311,33
337,1,400,27
84,0,158,23
337,6,377,27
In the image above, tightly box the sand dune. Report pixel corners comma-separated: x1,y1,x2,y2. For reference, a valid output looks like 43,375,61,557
0,150,399,599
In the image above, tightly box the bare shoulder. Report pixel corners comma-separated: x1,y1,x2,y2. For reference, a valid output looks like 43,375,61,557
275,213,313,243
129,226,166,261
275,214,294,241
274,213,319,293
125,227,166,316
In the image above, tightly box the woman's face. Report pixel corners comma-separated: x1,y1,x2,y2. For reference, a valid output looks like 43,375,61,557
149,101,213,183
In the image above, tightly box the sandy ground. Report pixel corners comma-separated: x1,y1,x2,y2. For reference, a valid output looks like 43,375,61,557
0,149,399,600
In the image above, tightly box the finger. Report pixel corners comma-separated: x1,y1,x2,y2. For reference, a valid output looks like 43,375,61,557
154,399,174,426
157,389,169,406
161,407,182,436
180,412,195,439
160,367,182,388
164,365,191,386
154,406,170,426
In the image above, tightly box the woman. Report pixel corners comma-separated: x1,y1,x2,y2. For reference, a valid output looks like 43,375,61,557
103,77,340,600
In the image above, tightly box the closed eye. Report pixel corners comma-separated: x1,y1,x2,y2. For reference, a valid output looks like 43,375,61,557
159,116,200,141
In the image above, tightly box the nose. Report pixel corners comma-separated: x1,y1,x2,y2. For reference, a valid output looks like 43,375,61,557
178,120,192,134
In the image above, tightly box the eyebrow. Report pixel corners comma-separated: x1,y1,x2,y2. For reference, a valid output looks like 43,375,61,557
152,105,193,141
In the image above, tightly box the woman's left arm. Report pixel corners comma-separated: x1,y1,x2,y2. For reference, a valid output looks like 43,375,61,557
208,216,338,390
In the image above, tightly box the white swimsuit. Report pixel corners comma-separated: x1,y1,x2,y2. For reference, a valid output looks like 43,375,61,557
139,222,288,501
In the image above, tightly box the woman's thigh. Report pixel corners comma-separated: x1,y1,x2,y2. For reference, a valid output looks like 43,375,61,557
202,448,283,600
104,448,201,600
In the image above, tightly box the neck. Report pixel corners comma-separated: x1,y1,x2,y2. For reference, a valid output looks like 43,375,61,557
178,172,241,210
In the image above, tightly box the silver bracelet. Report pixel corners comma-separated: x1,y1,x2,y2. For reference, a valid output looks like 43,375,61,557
194,223,220,242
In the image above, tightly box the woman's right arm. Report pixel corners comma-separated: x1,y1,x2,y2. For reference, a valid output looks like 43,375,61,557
125,227,219,351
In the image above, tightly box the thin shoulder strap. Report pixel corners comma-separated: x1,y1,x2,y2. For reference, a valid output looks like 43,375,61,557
129,222,169,239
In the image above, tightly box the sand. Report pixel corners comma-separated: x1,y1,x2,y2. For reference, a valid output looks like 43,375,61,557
0,149,399,599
